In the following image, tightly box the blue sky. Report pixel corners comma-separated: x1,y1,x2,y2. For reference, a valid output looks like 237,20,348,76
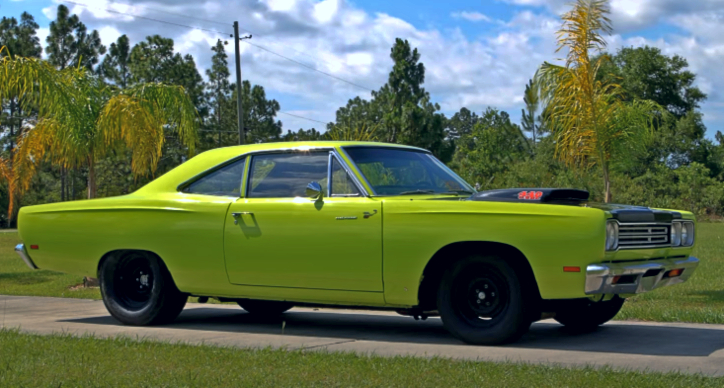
3,0,724,138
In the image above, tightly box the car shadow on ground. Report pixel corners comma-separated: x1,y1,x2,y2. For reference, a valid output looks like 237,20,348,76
60,307,724,357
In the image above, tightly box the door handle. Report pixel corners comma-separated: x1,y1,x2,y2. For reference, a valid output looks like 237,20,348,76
231,212,253,225
363,210,378,219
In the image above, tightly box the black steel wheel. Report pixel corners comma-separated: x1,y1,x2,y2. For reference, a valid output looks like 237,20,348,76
112,254,155,311
438,255,532,345
554,296,625,332
99,251,187,326
237,299,294,316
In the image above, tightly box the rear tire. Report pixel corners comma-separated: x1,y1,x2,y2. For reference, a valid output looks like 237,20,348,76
554,296,625,331
99,251,187,326
237,299,293,316
437,255,532,345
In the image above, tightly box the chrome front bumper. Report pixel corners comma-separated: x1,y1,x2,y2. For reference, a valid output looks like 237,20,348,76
15,243,38,270
585,256,698,295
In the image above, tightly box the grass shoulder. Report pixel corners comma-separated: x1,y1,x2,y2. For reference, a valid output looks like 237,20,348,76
0,329,721,387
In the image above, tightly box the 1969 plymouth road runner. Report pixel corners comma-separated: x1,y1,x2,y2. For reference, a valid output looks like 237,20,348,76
15,141,699,344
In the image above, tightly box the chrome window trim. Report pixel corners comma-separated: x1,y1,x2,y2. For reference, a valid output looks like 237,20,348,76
176,146,335,197
327,152,333,197
242,148,369,199
340,145,475,197
338,146,376,196
424,153,476,193
328,150,367,197
176,156,248,197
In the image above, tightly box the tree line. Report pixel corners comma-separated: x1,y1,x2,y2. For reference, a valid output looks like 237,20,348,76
2,1,724,227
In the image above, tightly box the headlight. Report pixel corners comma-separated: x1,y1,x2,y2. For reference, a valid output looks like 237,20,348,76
606,221,619,251
671,222,682,247
681,221,695,247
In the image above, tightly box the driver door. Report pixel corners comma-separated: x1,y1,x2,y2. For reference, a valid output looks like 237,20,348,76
223,150,383,292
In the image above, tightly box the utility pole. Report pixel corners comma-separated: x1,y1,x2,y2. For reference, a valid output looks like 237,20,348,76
233,21,251,145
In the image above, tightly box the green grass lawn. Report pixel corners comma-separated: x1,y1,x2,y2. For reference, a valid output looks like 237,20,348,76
0,232,100,299
0,329,719,388
1,224,724,323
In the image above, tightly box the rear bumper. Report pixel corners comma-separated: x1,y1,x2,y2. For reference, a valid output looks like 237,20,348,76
585,256,698,295
15,243,38,270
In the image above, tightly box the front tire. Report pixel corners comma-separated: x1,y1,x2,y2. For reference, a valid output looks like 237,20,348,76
99,251,187,326
437,255,532,345
237,299,294,316
554,296,625,331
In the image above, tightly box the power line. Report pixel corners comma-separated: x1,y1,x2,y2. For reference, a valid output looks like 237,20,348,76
61,1,233,37
61,0,368,127
65,0,373,93
93,0,233,28
278,111,329,125
69,0,355,75
227,23,339,70
243,40,374,92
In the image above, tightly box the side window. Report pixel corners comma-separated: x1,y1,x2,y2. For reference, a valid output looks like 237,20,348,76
331,158,361,197
183,158,246,196
248,152,328,198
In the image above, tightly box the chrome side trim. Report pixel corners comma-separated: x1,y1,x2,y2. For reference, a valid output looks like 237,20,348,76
15,243,38,270
585,256,699,295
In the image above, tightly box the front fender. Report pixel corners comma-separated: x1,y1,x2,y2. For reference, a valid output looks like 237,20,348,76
381,199,607,305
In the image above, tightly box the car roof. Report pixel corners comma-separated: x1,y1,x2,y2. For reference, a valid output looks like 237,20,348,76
135,141,428,195
198,141,428,159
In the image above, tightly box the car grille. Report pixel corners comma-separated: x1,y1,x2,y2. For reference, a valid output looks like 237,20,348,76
618,223,670,249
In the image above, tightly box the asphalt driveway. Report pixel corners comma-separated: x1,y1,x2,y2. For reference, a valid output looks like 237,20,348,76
2,295,723,376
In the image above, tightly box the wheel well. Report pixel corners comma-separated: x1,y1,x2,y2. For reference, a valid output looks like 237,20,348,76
417,241,541,310
96,250,179,288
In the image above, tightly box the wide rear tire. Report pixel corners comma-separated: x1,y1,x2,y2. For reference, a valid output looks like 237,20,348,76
99,251,187,326
437,255,532,345
237,299,294,316
554,296,625,331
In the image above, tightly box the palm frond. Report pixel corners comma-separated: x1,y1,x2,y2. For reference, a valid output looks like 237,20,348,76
327,122,380,141
124,83,199,153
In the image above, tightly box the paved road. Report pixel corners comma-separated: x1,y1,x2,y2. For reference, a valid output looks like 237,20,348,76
2,295,723,376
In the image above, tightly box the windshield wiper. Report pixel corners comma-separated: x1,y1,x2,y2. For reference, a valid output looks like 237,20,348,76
397,189,436,195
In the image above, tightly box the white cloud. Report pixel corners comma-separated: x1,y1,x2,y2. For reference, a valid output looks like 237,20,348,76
501,0,724,32
34,0,724,136
35,0,563,131
451,11,492,22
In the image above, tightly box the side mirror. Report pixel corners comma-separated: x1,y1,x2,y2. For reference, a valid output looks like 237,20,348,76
306,181,323,200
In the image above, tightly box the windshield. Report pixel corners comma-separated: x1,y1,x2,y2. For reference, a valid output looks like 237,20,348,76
343,147,475,196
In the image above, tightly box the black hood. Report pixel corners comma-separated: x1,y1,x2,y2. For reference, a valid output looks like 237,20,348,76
586,203,682,222
469,188,589,206
467,188,682,222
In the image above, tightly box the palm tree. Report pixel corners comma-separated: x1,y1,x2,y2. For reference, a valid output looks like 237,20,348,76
2,50,198,231
1,47,81,225
536,0,660,202
326,122,379,141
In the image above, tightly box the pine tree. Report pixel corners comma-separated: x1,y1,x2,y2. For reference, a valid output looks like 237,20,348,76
202,40,236,148
46,5,106,70
100,35,131,88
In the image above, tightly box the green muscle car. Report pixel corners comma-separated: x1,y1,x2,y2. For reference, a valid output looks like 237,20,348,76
15,141,699,344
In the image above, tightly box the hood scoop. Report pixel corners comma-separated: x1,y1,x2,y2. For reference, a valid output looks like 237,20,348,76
469,188,589,206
